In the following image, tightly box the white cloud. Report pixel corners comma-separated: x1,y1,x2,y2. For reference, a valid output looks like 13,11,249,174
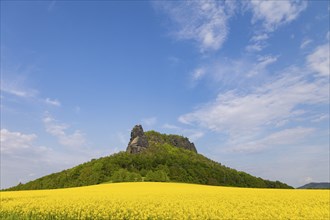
0,81,38,98
155,0,236,52
141,117,157,127
0,124,110,189
0,129,37,154
246,33,269,52
192,68,206,81
300,39,313,49
157,1,306,53
249,1,307,31
1,74,61,109
43,113,86,148
0,67,40,99
163,123,181,130
190,55,278,87
59,131,86,147
245,1,307,53
257,55,278,66
43,115,67,136
0,128,102,189
311,114,329,123
45,98,61,107
230,127,315,153
0,128,52,188
188,130,204,142
307,43,330,77
179,43,329,159
180,41,329,134
179,68,328,136
247,55,278,77
245,42,265,52
251,33,269,42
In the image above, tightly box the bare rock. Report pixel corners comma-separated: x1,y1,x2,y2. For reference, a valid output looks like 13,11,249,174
167,135,197,153
126,125,149,154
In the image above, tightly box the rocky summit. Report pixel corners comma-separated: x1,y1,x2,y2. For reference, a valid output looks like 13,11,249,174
126,125,197,154
126,125,149,154
146,131,197,153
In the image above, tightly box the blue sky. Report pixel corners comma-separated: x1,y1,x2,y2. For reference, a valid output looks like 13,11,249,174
1,0,329,189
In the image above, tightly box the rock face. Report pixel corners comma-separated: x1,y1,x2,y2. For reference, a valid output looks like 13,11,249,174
167,135,197,153
126,125,149,154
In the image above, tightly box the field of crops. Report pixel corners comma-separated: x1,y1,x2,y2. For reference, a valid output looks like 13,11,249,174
1,182,329,219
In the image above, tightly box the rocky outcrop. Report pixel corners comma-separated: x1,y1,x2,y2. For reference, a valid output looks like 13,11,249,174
126,125,149,154
145,131,197,153
167,135,197,153
126,125,197,154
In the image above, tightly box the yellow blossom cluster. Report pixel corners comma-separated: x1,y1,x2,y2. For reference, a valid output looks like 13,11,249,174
1,182,329,219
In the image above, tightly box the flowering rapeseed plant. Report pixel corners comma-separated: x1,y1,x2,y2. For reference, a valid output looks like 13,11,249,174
1,182,329,219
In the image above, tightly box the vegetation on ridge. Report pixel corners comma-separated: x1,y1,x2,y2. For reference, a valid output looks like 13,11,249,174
5,131,292,191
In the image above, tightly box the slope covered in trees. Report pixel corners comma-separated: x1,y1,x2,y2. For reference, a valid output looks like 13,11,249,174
5,131,293,190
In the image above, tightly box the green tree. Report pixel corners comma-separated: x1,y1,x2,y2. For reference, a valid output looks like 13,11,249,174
145,170,169,182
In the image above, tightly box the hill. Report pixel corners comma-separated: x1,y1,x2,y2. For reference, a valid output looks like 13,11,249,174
298,182,330,189
5,125,293,190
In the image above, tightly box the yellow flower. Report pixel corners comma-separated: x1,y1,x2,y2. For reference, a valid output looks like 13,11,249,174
1,182,329,220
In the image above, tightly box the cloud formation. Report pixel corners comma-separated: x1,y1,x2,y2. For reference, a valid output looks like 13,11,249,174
43,113,86,148
247,55,278,77
179,42,329,154
249,1,307,31
1,81,38,98
157,1,307,53
307,43,330,77
45,98,61,107
0,128,100,189
180,68,328,134
246,33,269,52
0,129,38,154
1,73,62,108
245,1,307,52
300,39,313,49
192,68,207,81
190,54,278,86
155,0,235,52
230,127,315,153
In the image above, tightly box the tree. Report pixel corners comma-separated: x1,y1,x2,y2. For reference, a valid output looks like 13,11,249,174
145,170,169,182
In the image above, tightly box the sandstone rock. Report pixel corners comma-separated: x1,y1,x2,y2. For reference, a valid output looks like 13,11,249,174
167,135,197,153
126,125,149,154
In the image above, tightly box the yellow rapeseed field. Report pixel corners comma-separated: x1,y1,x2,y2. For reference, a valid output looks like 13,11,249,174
1,182,329,219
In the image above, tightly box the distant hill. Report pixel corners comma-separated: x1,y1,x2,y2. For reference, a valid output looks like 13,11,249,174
298,182,330,189
5,126,293,191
